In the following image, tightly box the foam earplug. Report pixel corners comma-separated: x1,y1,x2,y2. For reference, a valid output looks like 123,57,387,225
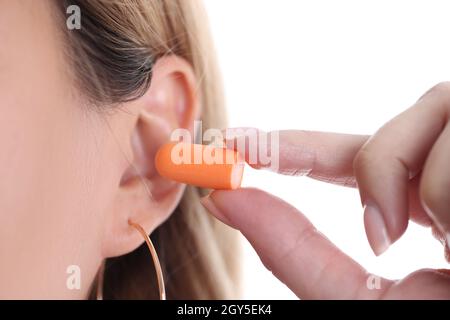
155,142,244,189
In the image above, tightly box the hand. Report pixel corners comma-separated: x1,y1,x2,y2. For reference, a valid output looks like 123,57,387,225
200,82,450,299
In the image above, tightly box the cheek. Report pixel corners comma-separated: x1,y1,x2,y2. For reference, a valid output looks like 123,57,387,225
0,91,120,296
0,90,109,291
0,1,119,296
0,31,120,297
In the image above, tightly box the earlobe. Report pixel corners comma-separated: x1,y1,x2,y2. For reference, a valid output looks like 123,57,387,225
101,55,200,258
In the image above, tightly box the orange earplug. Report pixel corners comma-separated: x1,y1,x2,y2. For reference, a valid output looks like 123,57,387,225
155,142,244,189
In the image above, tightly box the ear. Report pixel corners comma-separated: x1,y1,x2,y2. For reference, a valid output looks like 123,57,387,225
101,55,200,258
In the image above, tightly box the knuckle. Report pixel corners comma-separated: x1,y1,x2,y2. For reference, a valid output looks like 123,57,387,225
420,81,450,101
432,81,450,93
420,178,450,221
353,147,375,176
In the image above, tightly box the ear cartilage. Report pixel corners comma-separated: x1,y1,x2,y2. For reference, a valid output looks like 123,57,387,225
155,142,244,190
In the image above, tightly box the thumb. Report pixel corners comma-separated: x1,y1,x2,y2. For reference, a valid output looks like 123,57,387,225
200,188,391,299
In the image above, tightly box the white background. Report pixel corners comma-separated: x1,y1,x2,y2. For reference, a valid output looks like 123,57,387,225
204,0,450,299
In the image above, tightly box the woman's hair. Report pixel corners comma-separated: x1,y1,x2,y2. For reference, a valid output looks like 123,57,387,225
53,0,240,299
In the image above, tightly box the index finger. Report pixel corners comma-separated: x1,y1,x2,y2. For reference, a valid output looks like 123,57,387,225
223,128,368,187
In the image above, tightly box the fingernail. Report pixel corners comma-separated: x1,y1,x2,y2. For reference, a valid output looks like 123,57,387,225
200,194,232,225
364,203,391,256
436,269,450,276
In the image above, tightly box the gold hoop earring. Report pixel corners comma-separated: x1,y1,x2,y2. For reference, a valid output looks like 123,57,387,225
96,220,166,300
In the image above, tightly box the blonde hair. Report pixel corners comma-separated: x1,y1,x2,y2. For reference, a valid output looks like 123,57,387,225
54,0,240,299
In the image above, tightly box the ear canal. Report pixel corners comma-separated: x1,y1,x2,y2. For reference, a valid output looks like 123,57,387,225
121,111,172,185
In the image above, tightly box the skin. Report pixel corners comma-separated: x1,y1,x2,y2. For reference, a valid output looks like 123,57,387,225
0,1,199,298
202,84,450,298
1,0,448,300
